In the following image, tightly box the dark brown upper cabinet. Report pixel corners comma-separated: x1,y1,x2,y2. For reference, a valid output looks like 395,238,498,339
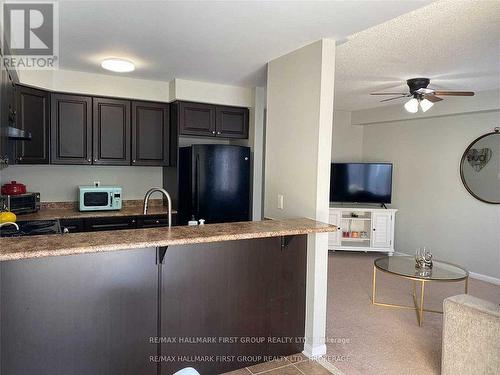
15,85,50,164
0,61,16,167
178,101,216,137
216,105,249,139
51,93,92,165
176,101,248,139
92,97,130,165
131,101,170,166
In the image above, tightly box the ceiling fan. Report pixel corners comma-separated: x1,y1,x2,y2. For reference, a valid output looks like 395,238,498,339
370,78,475,113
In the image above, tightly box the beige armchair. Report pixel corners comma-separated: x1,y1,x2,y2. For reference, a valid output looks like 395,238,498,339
442,294,500,375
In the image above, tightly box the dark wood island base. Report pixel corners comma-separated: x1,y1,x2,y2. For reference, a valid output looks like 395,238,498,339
1,235,308,374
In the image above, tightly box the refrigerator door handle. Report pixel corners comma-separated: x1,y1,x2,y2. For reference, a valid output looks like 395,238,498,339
195,154,200,216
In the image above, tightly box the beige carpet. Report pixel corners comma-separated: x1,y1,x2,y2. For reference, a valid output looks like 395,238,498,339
325,251,500,375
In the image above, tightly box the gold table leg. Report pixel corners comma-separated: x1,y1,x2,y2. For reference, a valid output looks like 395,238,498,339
372,265,377,304
418,281,425,326
371,265,464,327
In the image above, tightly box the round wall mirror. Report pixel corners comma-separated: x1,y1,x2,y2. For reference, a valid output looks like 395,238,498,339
460,128,500,204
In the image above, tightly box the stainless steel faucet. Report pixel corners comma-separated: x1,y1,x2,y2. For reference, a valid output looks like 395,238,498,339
0,222,19,230
143,187,172,228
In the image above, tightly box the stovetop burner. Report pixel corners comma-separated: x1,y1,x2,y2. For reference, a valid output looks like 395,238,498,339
0,220,62,238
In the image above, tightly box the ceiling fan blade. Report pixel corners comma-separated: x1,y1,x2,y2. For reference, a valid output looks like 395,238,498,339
423,94,443,103
370,92,407,95
380,96,406,102
433,91,475,96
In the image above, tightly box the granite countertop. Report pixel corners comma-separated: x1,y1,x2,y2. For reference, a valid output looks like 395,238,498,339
0,218,337,261
18,199,176,221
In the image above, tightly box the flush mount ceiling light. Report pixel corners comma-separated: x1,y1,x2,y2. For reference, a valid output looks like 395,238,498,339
101,58,135,73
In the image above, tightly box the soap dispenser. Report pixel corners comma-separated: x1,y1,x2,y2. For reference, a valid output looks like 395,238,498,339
188,215,198,226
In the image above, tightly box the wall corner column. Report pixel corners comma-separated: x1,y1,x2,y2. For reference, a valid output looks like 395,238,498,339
264,38,335,357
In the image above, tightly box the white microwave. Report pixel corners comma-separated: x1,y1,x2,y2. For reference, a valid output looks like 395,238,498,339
78,186,122,211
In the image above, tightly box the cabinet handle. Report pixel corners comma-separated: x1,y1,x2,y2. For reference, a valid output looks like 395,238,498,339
132,160,136,163
94,158,97,162
212,131,216,135
217,131,221,135
87,158,91,162
373,228,376,231
18,157,22,161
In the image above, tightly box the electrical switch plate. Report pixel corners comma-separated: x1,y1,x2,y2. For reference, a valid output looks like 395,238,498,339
277,194,284,210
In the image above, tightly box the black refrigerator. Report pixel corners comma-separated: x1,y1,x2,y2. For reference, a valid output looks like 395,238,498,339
178,144,251,225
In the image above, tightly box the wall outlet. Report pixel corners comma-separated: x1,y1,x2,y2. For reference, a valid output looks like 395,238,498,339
93,181,100,187
277,194,284,210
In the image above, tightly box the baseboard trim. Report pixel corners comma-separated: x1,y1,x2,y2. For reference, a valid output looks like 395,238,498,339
469,271,500,286
302,348,345,375
315,356,345,375
303,343,326,358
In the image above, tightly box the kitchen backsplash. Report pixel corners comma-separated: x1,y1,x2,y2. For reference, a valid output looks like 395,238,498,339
0,165,162,202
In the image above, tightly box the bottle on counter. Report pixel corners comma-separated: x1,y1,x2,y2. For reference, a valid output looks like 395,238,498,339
188,215,198,226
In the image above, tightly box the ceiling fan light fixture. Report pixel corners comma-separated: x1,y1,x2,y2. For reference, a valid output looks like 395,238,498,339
404,98,419,113
419,98,434,112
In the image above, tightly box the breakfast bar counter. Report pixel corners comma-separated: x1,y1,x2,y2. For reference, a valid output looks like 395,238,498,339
0,218,334,261
1,218,335,375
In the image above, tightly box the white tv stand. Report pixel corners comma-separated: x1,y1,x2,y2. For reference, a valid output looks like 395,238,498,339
329,206,397,253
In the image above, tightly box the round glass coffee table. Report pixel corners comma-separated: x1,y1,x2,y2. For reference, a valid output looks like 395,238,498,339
372,256,469,326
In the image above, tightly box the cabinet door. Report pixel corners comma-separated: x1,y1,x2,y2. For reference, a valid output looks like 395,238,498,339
0,63,15,166
131,101,170,166
93,97,131,165
178,101,216,137
51,93,92,164
371,212,393,248
15,86,50,164
1,249,158,375
328,210,342,248
161,236,306,374
216,105,249,139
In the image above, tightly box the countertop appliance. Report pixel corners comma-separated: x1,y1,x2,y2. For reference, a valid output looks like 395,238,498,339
330,162,393,204
0,220,61,237
0,192,40,214
178,144,250,225
78,186,122,211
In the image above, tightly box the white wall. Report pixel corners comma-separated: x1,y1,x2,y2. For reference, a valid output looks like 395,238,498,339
331,110,363,162
18,69,171,101
0,165,162,201
362,110,500,280
171,78,253,108
265,39,335,356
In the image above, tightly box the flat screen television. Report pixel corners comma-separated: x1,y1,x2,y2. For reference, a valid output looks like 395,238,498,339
330,163,393,204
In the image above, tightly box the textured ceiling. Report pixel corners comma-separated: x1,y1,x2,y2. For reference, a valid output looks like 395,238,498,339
57,0,431,86
334,0,500,111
